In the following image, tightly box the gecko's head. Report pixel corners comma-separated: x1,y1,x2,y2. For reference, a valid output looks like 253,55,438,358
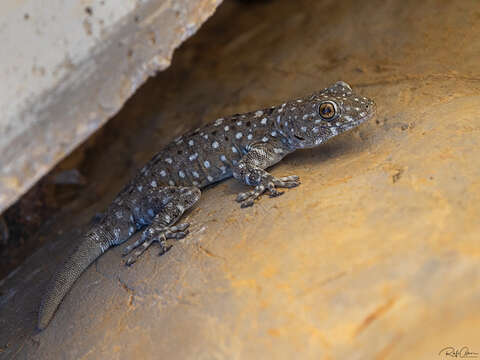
279,81,376,149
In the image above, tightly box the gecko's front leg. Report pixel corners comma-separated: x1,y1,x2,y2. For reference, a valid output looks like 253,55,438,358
233,142,300,208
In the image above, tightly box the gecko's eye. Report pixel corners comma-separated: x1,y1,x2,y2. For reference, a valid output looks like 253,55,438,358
318,101,337,120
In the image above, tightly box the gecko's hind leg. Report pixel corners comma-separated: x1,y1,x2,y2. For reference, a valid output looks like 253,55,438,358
123,223,190,265
123,186,200,266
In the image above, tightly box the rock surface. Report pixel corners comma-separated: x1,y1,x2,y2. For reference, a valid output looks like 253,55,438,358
1,0,480,358
0,0,222,214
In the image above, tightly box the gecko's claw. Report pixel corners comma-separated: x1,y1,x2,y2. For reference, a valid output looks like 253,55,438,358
273,175,301,188
236,175,301,208
123,222,190,265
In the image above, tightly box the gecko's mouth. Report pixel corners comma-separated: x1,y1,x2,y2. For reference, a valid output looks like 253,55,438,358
294,134,305,141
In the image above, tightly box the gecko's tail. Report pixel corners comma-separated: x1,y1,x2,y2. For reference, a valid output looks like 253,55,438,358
37,234,105,330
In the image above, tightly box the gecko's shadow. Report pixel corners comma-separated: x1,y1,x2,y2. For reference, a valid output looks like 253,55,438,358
222,131,371,195
288,133,369,167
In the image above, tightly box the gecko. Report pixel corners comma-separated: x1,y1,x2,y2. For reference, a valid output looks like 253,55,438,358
37,81,376,330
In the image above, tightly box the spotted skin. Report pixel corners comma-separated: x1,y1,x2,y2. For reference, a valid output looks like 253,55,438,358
38,81,376,330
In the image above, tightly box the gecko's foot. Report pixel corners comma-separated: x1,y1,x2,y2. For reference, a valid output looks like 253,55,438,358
123,223,190,266
236,175,300,208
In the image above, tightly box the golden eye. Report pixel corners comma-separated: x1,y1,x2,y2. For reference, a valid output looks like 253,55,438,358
319,102,336,120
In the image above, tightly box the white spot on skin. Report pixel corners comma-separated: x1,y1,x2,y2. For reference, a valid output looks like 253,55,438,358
220,155,227,162
189,153,198,161
137,185,143,192
312,127,319,133
301,126,307,132
207,175,214,182
212,141,219,149
160,170,166,177
331,128,338,136
165,158,172,164
169,180,175,186
220,166,226,173
247,134,253,140
262,137,268,142
236,132,243,139
192,171,200,178
360,112,366,117
297,99,303,103
204,160,210,168
255,110,263,117
355,107,360,111
278,108,283,113
164,215,171,223
188,140,194,146
224,125,229,131
232,147,238,153
260,118,267,125
271,131,277,137
274,148,283,154
177,204,185,212
214,118,223,125
203,134,208,140
236,121,242,126
179,170,185,178
345,115,353,122
277,116,281,123
151,180,157,188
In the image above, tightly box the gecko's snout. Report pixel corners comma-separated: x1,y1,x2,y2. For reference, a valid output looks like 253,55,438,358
335,81,352,91
364,98,377,118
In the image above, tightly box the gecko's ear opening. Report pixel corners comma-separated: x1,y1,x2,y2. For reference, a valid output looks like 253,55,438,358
334,81,352,91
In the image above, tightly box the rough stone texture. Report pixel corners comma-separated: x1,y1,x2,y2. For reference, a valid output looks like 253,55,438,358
0,0,223,214
1,0,480,358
